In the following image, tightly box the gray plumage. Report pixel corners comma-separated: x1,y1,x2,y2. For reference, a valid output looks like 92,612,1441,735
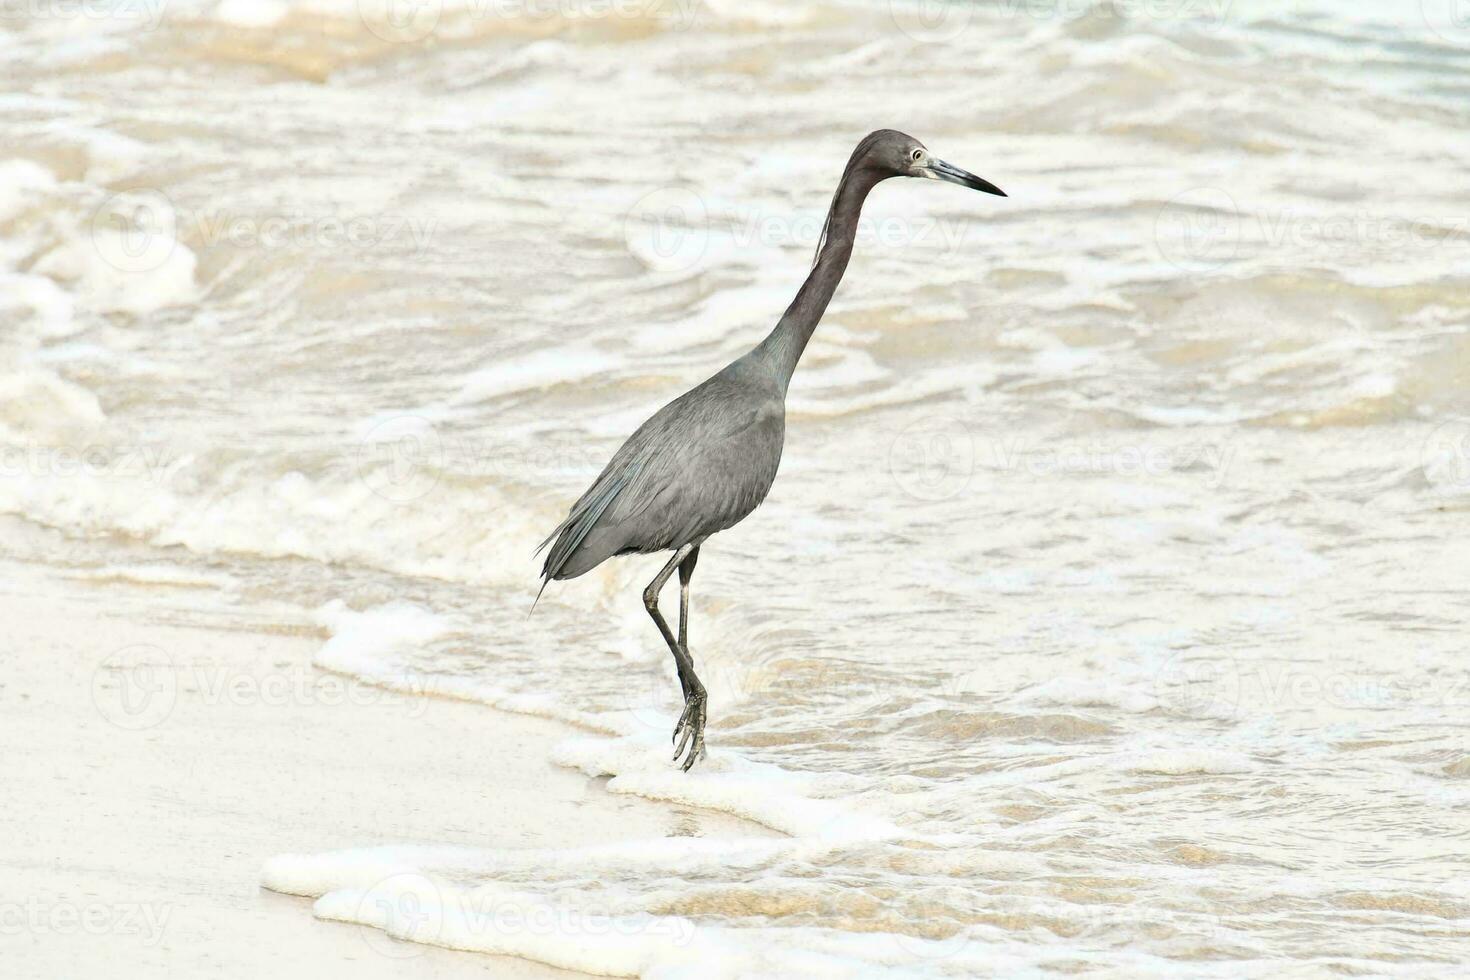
538,365,783,580
537,130,1005,770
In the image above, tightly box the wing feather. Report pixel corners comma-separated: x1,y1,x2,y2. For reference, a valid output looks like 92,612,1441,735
537,459,642,583
535,368,783,595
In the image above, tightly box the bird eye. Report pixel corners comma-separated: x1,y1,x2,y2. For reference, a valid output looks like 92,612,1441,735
911,148,923,162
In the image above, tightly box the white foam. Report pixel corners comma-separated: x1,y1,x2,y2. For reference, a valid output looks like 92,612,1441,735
0,159,56,222
1019,676,1157,714
76,563,237,588
314,600,455,677
262,842,1008,978
0,362,106,440
453,346,617,403
552,732,902,841
1126,749,1256,776
0,273,78,338
33,227,198,315
307,601,903,840
214,0,289,27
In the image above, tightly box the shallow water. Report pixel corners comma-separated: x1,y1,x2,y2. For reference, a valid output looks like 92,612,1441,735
5,0,1470,974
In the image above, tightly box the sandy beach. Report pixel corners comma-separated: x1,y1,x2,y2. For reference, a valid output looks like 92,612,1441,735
1,533,771,979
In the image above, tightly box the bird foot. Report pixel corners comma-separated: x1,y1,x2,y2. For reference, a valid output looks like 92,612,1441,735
671,691,707,772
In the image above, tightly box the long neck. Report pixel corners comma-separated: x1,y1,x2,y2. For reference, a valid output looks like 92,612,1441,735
755,168,881,391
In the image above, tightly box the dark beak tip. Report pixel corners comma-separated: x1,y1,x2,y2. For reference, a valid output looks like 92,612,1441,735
933,159,1006,198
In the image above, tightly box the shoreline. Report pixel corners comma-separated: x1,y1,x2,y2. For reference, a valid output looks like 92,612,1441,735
1,556,773,978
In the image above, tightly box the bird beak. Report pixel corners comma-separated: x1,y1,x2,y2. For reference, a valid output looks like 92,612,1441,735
924,157,1007,197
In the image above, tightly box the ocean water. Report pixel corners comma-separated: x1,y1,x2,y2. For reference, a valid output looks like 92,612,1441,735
5,0,1470,974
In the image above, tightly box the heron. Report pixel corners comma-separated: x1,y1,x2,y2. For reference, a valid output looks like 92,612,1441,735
537,130,1005,770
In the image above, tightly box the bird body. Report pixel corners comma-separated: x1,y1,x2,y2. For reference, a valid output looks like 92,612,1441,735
540,356,785,581
538,130,1005,769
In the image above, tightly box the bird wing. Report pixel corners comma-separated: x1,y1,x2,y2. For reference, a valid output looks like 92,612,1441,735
538,374,783,583
535,456,643,578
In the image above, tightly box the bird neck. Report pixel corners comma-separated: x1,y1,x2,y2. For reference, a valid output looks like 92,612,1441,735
755,168,882,391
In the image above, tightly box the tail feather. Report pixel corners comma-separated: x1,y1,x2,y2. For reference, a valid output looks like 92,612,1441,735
532,461,642,610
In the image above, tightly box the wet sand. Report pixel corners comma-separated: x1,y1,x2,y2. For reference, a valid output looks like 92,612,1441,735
0,555,770,979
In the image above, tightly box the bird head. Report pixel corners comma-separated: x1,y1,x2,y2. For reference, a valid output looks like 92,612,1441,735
857,129,1006,197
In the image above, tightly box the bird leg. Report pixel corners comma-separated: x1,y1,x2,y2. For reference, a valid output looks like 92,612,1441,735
676,544,700,698
642,542,706,771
